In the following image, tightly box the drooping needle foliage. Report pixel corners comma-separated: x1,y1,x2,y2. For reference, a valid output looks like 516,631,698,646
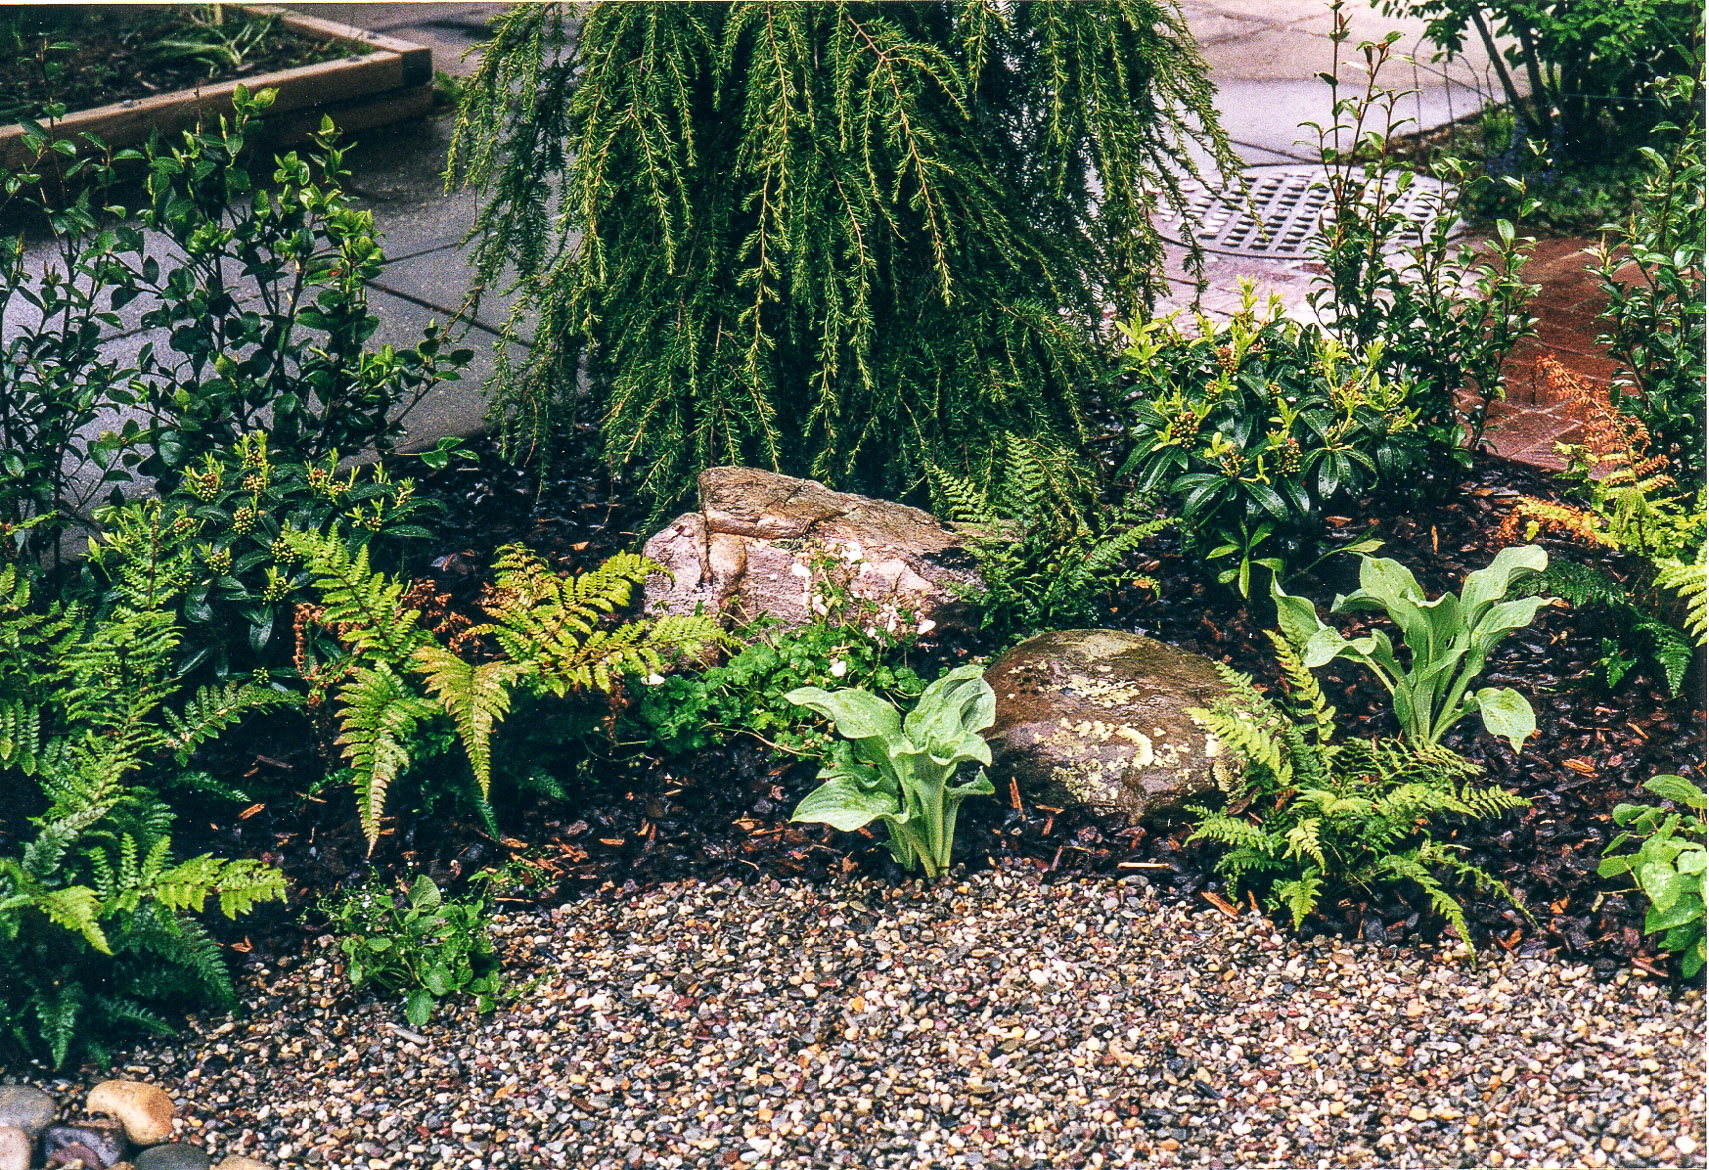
450,1,1234,515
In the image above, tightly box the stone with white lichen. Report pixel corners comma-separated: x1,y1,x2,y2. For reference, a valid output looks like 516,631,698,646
983,628,1232,820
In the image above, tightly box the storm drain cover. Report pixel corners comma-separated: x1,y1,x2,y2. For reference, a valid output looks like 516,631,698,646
1159,164,1453,259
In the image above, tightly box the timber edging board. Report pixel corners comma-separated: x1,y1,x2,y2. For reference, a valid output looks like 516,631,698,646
0,6,434,168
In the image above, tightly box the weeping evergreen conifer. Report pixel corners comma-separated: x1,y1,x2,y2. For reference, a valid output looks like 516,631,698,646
450,1,1233,514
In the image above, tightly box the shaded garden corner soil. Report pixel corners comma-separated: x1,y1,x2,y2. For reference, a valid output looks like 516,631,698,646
176,435,1703,987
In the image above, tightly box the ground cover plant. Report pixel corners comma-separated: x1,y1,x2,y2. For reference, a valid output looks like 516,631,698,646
1599,774,1707,977
448,0,1238,515
321,873,504,1026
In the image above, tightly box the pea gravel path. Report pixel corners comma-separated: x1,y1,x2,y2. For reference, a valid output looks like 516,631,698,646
15,870,1706,1169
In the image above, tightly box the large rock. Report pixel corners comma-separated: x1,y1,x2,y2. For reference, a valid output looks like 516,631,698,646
984,630,1235,820
642,467,980,635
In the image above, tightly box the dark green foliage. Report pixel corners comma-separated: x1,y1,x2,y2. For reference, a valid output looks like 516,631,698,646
79,432,443,680
1375,0,1701,159
1186,634,1529,949
1591,83,1706,482
930,433,1171,643
1517,560,1698,696
449,1,1236,515
1117,290,1424,594
1599,774,1707,979
0,87,471,566
1309,17,1538,451
631,583,924,760
321,874,504,1027
134,90,473,480
0,564,289,1069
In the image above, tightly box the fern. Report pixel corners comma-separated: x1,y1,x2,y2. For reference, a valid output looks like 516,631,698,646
163,681,299,762
1185,649,1528,954
1656,546,1707,647
930,433,1173,644
294,538,722,849
334,664,439,849
0,560,287,1069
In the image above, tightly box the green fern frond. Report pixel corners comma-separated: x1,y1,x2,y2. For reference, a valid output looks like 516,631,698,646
411,646,527,795
1655,548,1707,647
333,664,439,851
163,682,298,762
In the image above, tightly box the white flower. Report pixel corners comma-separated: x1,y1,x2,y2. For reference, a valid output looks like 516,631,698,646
916,617,937,635
645,673,665,686
830,659,847,678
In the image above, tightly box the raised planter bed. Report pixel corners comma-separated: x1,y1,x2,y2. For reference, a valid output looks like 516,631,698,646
0,6,432,168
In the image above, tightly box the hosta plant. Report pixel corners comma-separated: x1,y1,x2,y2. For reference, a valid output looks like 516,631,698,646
1599,774,1707,979
1273,546,1549,753
787,663,996,879
1187,635,1528,949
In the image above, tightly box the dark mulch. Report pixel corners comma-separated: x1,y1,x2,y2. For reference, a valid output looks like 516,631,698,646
1,6,353,126
175,433,1705,986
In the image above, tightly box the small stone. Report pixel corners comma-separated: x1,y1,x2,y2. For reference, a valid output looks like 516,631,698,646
1409,1106,1429,1121
0,1125,29,1170
136,1145,211,1170
43,1119,128,1168
0,1085,56,1139
215,1159,272,1170
1678,1135,1699,1157
87,1082,175,1147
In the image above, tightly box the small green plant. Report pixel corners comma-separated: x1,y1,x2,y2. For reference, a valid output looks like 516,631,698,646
1599,774,1707,979
1186,636,1528,949
1515,560,1699,696
631,616,923,760
1118,287,1426,595
290,532,723,849
931,433,1172,641
1308,9,1538,452
786,663,996,879
1272,546,1550,753
322,874,503,1026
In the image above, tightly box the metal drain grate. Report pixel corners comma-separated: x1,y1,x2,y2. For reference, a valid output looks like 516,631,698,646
1159,164,1453,259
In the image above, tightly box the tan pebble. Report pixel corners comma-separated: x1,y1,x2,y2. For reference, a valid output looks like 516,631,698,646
87,1080,176,1146
1677,1135,1699,1157
215,1160,271,1170
1409,1106,1429,1121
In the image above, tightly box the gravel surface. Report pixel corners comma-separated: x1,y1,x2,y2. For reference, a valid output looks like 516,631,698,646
12,869,1705,1169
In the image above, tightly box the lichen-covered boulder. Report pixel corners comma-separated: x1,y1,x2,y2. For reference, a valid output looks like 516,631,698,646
984,630,1234,821
642,466,981,635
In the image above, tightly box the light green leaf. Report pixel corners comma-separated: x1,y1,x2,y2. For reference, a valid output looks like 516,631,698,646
1644,774,1707,812
792,775,900,832
1461,545,1547,613
1473,687,1534,754
784,686,902,742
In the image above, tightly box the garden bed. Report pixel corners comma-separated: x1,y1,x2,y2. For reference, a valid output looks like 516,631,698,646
142,435,1703,987
0,5,431,169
